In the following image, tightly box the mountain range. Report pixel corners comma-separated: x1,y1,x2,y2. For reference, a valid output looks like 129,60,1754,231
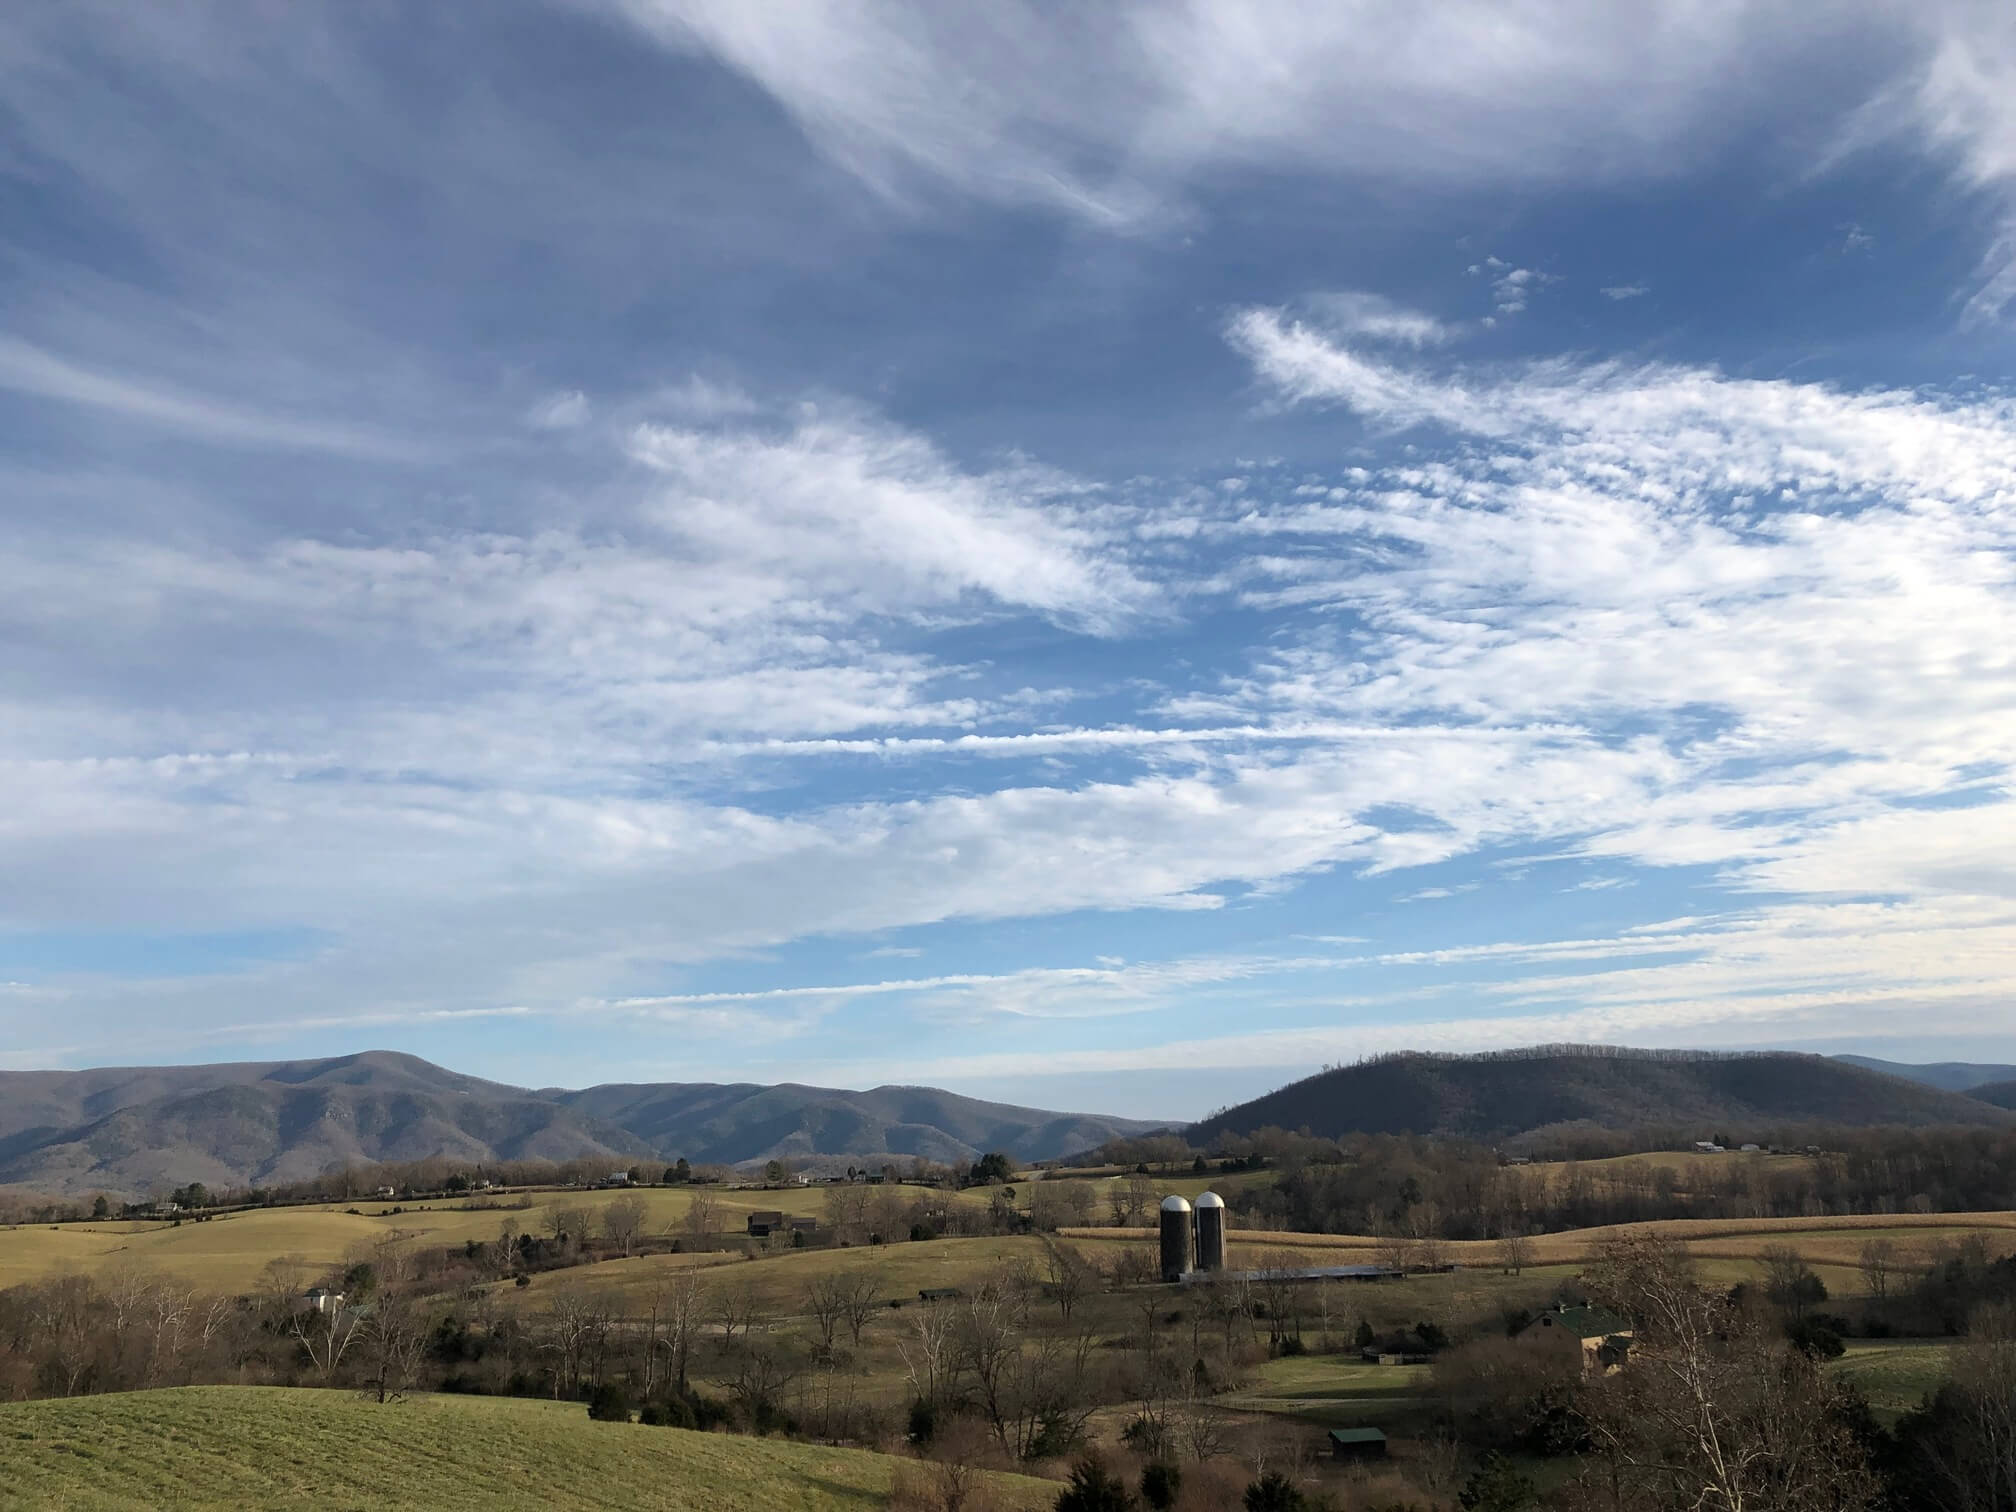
1187,1048,2016,1147
0,1052,1164,1198
1831,1055,2016,1093
9,1044,2016,1199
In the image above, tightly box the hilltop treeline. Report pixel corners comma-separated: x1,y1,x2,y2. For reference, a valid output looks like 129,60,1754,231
1186,1048,2012,1148
1084,1125,2016,1240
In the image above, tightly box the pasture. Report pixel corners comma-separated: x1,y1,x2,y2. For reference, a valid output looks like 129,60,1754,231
0,1183,993,1292
1829,1338,1956,1421
0,1386,1059,1511
1214,1354,1433,1428
512,1233,1052,1313
1062,1210,2016,1297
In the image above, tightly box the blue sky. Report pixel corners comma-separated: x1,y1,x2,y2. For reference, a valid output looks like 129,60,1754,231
6,3,2016,1118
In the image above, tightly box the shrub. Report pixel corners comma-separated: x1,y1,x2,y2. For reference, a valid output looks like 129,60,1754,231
1055,1455,1136,1512
1458,1452,1537,1512
1243,1471,1307,1512
1140,1459,1181,1510
586,1382,631,1422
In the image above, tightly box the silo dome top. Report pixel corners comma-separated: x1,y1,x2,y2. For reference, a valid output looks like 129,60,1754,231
1160,1194,1192,1213
1194,1190,1225,1209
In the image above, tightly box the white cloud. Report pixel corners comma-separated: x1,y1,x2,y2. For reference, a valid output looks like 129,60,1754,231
1468,255,1554,316
0,336,421,457
1219,310,2016,916
526,390,590,429
607,1,1848,226
1306,291,1455,348
1601,283,1650,300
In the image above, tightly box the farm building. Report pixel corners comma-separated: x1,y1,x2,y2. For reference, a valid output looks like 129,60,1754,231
1329,1428,1388,1462
1516,1303,1632,1373
788,1217,819,1235
1178,1263,1403,1287
745,1211,785,1237
301,1288,345,1315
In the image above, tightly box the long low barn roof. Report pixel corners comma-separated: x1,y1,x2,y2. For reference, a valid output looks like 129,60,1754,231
1179,1264,1405,1284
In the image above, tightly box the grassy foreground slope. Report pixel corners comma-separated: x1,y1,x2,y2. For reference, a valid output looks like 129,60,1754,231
0,1387,1056,1512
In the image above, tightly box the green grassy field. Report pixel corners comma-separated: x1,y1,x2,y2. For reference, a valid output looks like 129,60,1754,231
1214,1354,1433,1428
0,1387,1059,1511
1828,1339,1954,1421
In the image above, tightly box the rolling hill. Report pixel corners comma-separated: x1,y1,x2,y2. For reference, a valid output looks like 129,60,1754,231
0,1386,1056,1510
1833,1055,2016,1092
0,1051,1162,1197
1186,1047,2016,1147
1966,1080,2016,1110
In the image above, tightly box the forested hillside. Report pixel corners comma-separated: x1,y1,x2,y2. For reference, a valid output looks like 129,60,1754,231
1187,1046,2015,1148
0,1052,1161,1197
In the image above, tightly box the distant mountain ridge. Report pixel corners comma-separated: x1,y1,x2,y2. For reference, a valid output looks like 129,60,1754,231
1187,1046,2016,1147
1832,1055,2016,1093
1966,1080,2016,1111
0,1052,1164,1198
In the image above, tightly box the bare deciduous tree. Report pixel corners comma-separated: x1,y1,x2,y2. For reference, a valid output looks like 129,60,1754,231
291,1293,363,1383
602,1194,648,1258
649,1269,705,1397
682,1189,720,1245
356,1292,427,1404
1916,1301,2016,1512
1857,1238,1895,1305
712,1282,763,1352
805,1272,852,1354
543,1291,612,1398
898,1289,966,1410
1574,1235,1880,1512
1040,1237,1094,1322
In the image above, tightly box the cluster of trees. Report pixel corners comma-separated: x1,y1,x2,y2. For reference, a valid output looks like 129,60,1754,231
1191,1126,2016,1241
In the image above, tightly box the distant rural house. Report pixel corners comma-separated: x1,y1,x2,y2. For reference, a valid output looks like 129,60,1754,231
604,1171,631,1186
373,1185,396,1198
1516,1303,1633,1374
1328,1427,1388,1463
789,1217,819,1235
1739,1143,1763,1153
1692,1142,1724,1154
302,1288,345,1315
745,1211,785,1238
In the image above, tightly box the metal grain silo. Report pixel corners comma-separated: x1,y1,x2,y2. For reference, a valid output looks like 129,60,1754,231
1194,1189,1226,1271
1158,1194,1194,1281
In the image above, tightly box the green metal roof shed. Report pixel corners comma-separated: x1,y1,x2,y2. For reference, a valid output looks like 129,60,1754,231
1328,1427,1388,1460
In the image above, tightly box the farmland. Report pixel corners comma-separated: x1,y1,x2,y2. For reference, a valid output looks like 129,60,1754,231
0,1183,996,1292
1829,1339,1958,1422
0,1386,1059,1511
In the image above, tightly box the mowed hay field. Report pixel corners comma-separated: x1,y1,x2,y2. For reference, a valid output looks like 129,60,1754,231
0,1184,996,1292
512,1234,1053,1313
1830,1339,1957,1421
1215,1355,1434,1428
1063,1210,2016,1298
0,1386,1060,1512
